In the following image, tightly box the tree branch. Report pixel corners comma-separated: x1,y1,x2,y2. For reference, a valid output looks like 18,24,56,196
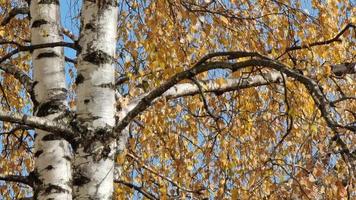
0,109,76,142
115,52,354,164
272,23,355,56
116,72,281,125
0,42,77,64
114,179,158,200
0,174,32,187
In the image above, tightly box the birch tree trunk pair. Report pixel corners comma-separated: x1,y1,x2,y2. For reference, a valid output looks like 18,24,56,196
31,0,117,199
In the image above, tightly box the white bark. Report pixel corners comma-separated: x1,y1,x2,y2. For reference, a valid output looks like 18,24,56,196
0,109,74,136
30,0,72,199
73,0,118,199
119,72,282,122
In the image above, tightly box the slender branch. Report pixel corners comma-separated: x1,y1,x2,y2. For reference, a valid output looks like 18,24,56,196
0,7,29,26
273,23,355,56
0,174,32,187
0,109,76,141
114,179,158,200
0,42,77,64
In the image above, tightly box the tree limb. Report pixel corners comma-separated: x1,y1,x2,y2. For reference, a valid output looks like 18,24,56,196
0,174,32,187
116,71,281,124
115,52,354,164
0,109,76,142
0,42,77,64
273,23,355,56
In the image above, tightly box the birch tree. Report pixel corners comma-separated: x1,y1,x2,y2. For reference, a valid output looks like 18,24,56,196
0,0,355,199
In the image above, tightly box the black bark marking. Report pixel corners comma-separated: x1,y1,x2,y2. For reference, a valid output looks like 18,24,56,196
36,100,65,117
97,0,118,9
75,74,85,85
42,133,63,141
44,184,69,194
34,150,43,157
83,50,113,65
63,155,71,161
39,0,59,5
45,165,54,170
84,99,90,104
36,51,59,59
73,174,90,186
31,19,48,28
84,23,96,31
101,145,111,158
98,83,115,89
30,81,39,110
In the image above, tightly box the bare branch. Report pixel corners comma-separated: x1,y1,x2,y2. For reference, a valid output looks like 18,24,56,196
0,7,29,26
0,109,76,142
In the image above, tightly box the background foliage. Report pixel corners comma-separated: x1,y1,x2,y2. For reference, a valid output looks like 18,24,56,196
0,0,355,199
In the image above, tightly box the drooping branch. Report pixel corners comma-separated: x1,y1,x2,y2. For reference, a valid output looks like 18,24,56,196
115,51,268,132
0,7,29,26
0,109,76,141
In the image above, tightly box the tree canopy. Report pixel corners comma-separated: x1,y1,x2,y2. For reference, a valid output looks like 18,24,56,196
0,0,355,199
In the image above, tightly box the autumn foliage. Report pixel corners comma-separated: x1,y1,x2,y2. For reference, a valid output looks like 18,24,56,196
0,0,355,199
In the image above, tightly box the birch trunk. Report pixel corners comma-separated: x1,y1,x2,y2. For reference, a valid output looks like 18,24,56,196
73,0,118,199
30,0,72,199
